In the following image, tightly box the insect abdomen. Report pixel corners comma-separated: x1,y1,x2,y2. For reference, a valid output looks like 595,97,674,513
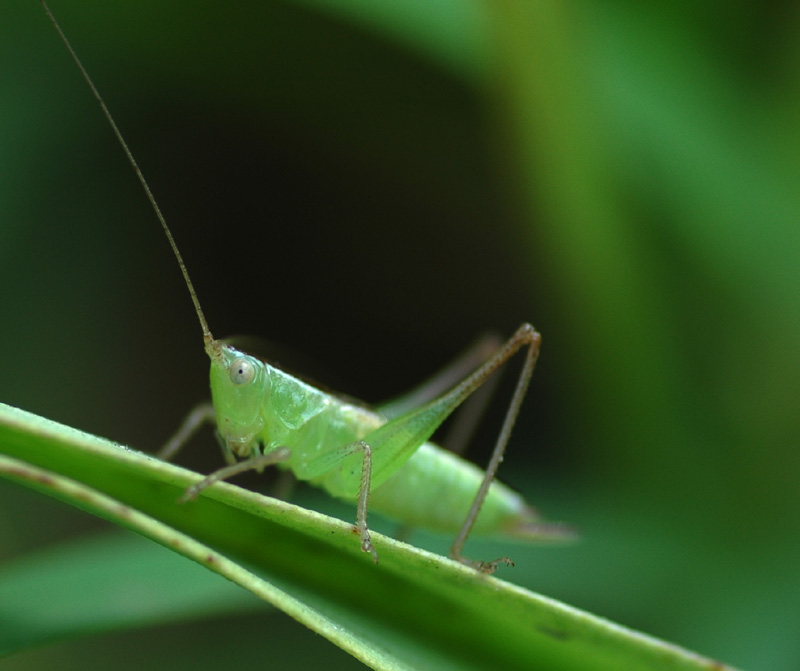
368,443,533,536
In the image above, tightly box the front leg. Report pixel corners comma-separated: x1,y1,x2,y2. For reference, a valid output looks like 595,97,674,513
158,403,216,461
178,447,292,503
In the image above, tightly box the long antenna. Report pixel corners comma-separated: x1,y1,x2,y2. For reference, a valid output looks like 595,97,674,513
40,1,216,350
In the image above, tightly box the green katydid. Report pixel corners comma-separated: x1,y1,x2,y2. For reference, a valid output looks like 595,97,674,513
42,1,571,572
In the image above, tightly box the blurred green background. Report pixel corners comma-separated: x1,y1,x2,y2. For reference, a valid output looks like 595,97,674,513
2,1,799,669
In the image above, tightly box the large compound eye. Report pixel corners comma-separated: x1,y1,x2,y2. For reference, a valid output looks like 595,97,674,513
229,357,256,386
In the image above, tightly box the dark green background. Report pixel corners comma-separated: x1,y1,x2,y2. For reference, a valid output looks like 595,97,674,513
2,1,798,669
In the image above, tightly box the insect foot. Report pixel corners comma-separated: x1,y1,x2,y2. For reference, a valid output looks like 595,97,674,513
177,484,203,505
360,533,379,564
476,557,515,574
455,555,515,575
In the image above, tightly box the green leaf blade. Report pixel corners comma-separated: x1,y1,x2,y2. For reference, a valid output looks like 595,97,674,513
0,403,740,671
